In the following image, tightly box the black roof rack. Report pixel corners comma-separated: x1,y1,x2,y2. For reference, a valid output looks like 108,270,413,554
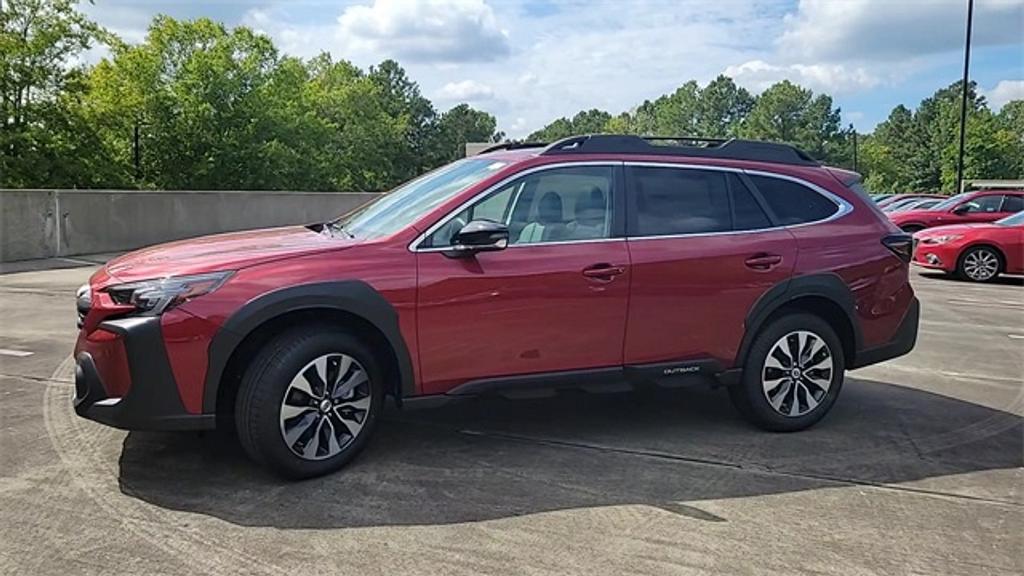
477,141,548,155
540,134,820,167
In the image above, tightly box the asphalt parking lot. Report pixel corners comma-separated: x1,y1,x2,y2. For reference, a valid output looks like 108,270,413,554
0,261,1020,576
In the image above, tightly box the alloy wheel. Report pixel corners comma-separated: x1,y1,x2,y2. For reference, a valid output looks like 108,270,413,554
762,331,833,417
962,249,999,281
279,353,371,461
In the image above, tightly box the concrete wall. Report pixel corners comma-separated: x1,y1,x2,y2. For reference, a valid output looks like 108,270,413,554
0,190,60,262
0,190,380,262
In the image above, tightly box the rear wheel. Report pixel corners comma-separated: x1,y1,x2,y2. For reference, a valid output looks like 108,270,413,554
729,313,845,431
235,327,383,479
957,246,1003,282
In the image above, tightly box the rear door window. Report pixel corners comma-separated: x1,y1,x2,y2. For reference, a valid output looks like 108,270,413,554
730,174,772,230
627,167,731,235
749,175,839,225
1000,194,1023,213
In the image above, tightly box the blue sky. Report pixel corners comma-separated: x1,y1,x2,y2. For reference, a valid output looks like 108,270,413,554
81,0,1024,138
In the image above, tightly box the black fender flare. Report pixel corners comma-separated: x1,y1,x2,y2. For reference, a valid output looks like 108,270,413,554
202,280,415,413
735,273,863,369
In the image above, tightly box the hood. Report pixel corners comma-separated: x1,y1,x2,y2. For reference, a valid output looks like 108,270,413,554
99,225,355,284
914,223,993,237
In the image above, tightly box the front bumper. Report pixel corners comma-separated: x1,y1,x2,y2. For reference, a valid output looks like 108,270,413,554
74,316,215,431
850,296,920,369
912,241,957,272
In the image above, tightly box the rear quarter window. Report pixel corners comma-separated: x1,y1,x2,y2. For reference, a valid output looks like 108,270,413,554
749,175,839,225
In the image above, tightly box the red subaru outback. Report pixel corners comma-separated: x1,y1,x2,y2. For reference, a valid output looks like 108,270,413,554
74,135,919,478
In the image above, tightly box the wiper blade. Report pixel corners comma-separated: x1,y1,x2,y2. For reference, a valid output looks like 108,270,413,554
327,221,354,238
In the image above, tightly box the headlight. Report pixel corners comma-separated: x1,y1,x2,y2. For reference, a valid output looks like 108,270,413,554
922,234,962,245
105,271,233,315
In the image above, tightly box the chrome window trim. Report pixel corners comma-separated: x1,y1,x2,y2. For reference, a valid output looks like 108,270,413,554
415,236,624,254
408,160,855,251
408,161,622,252
622,162,853,241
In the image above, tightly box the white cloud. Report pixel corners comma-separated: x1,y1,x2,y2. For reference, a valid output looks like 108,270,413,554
336,0,510,64
779,0,1024,61
87,0,1023,139
725,60,881,95
716,0,1024,103
983,80,1024,110
437,80,496,102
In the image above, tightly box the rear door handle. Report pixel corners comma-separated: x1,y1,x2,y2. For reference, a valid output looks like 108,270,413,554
582,264,625,280
745,253,783,271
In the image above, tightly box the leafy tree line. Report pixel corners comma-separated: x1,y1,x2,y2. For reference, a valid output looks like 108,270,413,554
2,0,1021,193
531,78,1023,194
1,1,501,191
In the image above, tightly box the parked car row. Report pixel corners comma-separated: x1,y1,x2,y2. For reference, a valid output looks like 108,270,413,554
872,191,1024,283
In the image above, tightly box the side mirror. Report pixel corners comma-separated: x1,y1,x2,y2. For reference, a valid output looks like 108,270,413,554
952,204,970,215
444,219,509,258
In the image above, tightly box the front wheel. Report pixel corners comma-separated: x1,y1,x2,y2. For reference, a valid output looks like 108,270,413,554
729,313,845,432
235,327,384,479
957,246,1003,282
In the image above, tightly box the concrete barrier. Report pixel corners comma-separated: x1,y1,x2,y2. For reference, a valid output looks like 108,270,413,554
0,190,60,262
0,190,380,262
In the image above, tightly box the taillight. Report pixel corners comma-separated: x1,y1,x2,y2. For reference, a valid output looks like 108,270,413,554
882,234,913,263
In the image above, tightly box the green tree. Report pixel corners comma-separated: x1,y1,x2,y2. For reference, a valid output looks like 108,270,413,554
84,17,292,190
437,103,500,161
939,108,1022,191
653,81,700,135
861,105,917,192
528,109,611,141
0,0,108,187
997,100,1024,135
368,59,443,179
527,117,573,141
568,109,612,134
741,80,843,161
695,75,754,138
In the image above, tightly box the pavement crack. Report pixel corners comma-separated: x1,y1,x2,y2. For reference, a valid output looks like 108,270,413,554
0,286,76,297
0,372,73,386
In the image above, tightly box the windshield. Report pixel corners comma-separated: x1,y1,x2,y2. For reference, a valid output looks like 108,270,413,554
931,192,970,211
905,199,939,211
883,198,919,212
996,211,1024,226
334,158,510,239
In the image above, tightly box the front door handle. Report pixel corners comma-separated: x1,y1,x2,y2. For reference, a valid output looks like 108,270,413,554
582,263,625,280
745,253,783,271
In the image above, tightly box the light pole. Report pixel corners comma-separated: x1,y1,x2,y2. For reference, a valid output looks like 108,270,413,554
850,124,858,172
956,0,975,193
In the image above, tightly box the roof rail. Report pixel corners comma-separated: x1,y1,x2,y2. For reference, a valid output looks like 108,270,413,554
477,141,548,155
540,134,820,166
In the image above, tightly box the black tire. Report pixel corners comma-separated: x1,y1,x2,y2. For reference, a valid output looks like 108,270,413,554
728,313,845,432
900,224,925,234
235,326,384,479
956,245,1003,283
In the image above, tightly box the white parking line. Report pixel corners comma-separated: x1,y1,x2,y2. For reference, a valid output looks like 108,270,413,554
1008,334,1024,340
946,298,1023,309
0,349,34,358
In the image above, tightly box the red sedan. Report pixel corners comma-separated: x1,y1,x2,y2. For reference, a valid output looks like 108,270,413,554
913,211,1024,282
889,190,1023,233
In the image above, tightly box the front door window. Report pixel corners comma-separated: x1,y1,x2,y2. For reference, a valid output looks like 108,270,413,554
422,165,616,248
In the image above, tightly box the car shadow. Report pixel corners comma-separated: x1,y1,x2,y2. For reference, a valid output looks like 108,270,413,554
117,378,1022,528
